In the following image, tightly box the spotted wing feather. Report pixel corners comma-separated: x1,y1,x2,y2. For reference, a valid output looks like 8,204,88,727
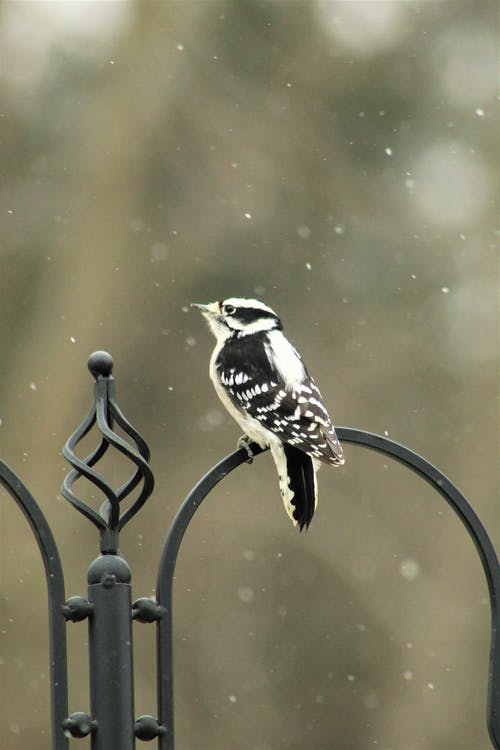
217,363,344,466
252,378,344,465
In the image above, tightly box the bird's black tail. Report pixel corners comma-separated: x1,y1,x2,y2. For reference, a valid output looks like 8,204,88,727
283,443,317,531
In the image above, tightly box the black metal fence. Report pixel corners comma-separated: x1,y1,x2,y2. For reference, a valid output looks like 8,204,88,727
1,352,499,749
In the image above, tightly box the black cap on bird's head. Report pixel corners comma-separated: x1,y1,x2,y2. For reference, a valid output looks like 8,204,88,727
191,298,282,340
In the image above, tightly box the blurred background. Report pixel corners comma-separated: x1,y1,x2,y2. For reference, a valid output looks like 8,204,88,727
0,1,498,748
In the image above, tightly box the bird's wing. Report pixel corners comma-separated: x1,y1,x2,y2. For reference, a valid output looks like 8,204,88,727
249,377,344,466
217,363,344,466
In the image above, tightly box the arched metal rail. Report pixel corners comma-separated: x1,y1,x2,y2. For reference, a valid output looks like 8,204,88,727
1,352,498,749
156,430,499,750
0,462,69,750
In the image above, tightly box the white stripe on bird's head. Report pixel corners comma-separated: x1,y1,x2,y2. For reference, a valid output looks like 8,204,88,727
191,297,282,340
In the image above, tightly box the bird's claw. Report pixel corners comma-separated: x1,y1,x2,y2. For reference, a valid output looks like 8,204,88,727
238,435,255,464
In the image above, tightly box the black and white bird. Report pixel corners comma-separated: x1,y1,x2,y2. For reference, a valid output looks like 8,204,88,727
191,298,344,530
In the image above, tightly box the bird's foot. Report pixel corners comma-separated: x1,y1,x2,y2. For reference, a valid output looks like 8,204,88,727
237,435,256,464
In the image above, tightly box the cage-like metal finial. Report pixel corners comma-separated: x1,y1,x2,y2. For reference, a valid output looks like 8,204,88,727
61,351,154,553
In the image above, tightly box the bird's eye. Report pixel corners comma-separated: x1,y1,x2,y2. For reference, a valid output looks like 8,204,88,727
224,304,236,315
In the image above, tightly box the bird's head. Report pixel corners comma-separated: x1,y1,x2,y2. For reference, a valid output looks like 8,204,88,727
191,297,282,342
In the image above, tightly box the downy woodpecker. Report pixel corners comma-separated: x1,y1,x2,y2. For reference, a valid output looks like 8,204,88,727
192,298,344,529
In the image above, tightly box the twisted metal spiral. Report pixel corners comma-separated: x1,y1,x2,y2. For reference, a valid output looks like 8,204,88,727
61,351,154,554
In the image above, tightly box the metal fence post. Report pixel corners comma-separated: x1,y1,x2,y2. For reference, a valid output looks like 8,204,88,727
1,351,498,749
87,554,135,750
60,351,155,747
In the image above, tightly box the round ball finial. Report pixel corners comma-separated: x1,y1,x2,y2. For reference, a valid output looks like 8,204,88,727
134,715,166,741
87,351,114,379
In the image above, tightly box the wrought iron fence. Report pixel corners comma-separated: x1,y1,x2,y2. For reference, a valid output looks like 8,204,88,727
1,351,498,749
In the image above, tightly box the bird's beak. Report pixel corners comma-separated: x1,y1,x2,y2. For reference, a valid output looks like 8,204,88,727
191,302,221,316
190,303,210,312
